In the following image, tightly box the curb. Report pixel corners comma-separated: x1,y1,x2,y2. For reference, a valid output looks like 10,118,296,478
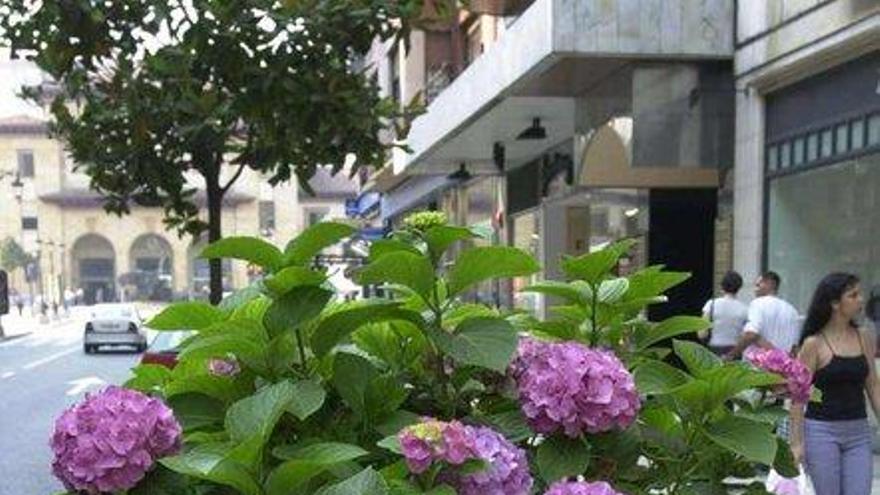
0,332,32,344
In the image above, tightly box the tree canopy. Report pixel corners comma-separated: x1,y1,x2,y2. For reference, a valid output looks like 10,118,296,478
0,0,426,302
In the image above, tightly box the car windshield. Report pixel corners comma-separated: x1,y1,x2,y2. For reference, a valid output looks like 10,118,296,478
149,331,193,353
92,305,136,319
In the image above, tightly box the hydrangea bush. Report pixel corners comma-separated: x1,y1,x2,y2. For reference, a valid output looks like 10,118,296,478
51,217,814,494
746,347,813,403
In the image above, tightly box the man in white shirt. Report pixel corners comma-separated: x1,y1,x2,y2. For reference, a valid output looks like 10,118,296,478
725,271,802,359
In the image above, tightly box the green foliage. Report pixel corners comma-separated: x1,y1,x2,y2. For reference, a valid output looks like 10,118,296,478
0,237,31,272
108,222,803,494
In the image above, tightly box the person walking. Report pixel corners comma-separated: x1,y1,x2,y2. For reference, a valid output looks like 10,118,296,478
700,270,748,355
725,271,801,360
789,273,880,495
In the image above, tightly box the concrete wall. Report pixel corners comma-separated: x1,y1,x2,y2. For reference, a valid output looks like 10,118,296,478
732,0,880,295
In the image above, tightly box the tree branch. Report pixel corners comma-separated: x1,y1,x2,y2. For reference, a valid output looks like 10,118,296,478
221,163,246,194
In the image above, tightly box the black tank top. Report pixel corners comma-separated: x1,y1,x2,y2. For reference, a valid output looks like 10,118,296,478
805,332,868,421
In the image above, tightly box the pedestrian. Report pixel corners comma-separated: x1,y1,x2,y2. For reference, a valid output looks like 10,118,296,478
699,270,748,356
789,272,880,495
725,271,801,360
13,291,23,316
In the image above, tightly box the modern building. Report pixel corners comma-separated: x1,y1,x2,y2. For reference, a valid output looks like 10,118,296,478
733,1,880,313
0,114,356,305
360,0,736,317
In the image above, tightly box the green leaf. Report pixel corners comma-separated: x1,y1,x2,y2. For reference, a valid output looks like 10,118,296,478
560,239,635,284
160,443,262,495
264,266,328,295
705,415,777,465
179,320,268,372
201,236,283,272
148,302,225,330
315,467,388,495
124,364,172,394
625,267,690,299
429,317,518,372
355,251,435,301
286,378,327,420
377,435,402,454
447,246,539,297
226,380,295,443
353,321,427,369
129,465,189,495
423,225,475,263
636,316,711,350
167,393,225,432
332,352,378,417
273,442,369,462
522,281,589,305
773,437,800,478
283,222,356,266
482,410,533,443
536,436,591,484
263,286,333,337
220,283,266,314
673,339,722,377
597,277,629,303
634,359,692,395
368,239,421,262
442,303,499,330
376,410,421,437
312,301,424,357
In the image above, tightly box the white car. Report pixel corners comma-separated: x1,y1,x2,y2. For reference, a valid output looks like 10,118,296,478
83,303,148,354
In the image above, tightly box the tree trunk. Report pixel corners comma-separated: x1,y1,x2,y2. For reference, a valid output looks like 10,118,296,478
206,175,224,306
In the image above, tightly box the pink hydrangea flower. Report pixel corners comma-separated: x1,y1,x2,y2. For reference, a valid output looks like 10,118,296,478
545,480,626,495
745,348,812,404
399,419,533,495
208,356,241,377
510,338,640,437
50,386,182,494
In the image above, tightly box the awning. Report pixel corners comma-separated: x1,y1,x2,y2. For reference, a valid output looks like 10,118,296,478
381,174,459,221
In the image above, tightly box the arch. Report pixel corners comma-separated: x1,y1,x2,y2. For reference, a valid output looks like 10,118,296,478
578,117,632,187
127,233,174,301
71,233,116,305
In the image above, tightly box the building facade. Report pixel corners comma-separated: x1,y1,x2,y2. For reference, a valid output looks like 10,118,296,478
360,0,735,317
733,1,880,313
0,115,355,305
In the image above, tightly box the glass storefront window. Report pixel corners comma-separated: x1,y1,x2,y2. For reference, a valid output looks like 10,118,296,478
780,142,791,169
868,114,880,147
768,152,880,312
464,177,502,305
835,124,849,155
792,137,805,166
820,129,834,158
806,133,819,162
511,211,541,315
852,119,865,150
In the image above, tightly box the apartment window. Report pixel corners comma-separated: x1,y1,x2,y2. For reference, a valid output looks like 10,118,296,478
21,217,37,230
766,145,778,172
259,200,275,236
17,149,34,177
806,133,819,162
307,209,328,227
792,137,805,166
835,123,849,155
851,119,865,150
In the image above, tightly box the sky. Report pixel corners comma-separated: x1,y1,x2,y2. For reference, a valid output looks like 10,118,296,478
0,49,46,119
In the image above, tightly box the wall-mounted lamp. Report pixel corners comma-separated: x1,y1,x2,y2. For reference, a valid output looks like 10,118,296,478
516,118,547,141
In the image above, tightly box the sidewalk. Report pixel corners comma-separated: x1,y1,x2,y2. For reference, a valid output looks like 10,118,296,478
0,308,80,341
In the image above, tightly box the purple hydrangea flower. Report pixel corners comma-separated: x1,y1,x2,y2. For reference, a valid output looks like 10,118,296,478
510,338,640,437
745,347,812,404
50,386,182,493
399,419,533,495
545,480,626,495
208,356,241,377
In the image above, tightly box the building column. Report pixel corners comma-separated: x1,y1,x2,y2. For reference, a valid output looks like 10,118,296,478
732,90,765,297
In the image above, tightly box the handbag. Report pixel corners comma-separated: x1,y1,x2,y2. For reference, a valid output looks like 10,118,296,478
766,467,815,495
699,298,715,342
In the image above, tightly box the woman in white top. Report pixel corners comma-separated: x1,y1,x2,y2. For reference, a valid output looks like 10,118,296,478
700,270,749,355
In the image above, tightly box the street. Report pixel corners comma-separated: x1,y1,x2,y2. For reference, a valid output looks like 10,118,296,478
0,310,142,495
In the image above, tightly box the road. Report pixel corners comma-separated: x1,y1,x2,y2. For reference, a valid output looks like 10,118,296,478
0,312,143,495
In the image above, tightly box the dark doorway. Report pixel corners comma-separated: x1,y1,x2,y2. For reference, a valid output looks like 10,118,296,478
647,188,717,321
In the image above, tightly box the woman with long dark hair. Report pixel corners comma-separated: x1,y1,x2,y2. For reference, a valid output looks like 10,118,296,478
790,273,880,494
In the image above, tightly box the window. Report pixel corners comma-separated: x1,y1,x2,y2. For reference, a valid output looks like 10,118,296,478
307,209,328,227
258,200,275,236
792,137,805,166
820,129,834,158
868,114,880,147
17,149,34,177
21,217,37,230
851,119,865,150
767,145,779,172
779,142,790,169
806,133,819,162
835,123,849,154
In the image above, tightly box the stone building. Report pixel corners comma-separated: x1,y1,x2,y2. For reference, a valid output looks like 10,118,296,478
0,114,355,305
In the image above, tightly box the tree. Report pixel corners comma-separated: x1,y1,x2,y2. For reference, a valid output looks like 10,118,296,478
0,237,32,273
0,0,426,303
